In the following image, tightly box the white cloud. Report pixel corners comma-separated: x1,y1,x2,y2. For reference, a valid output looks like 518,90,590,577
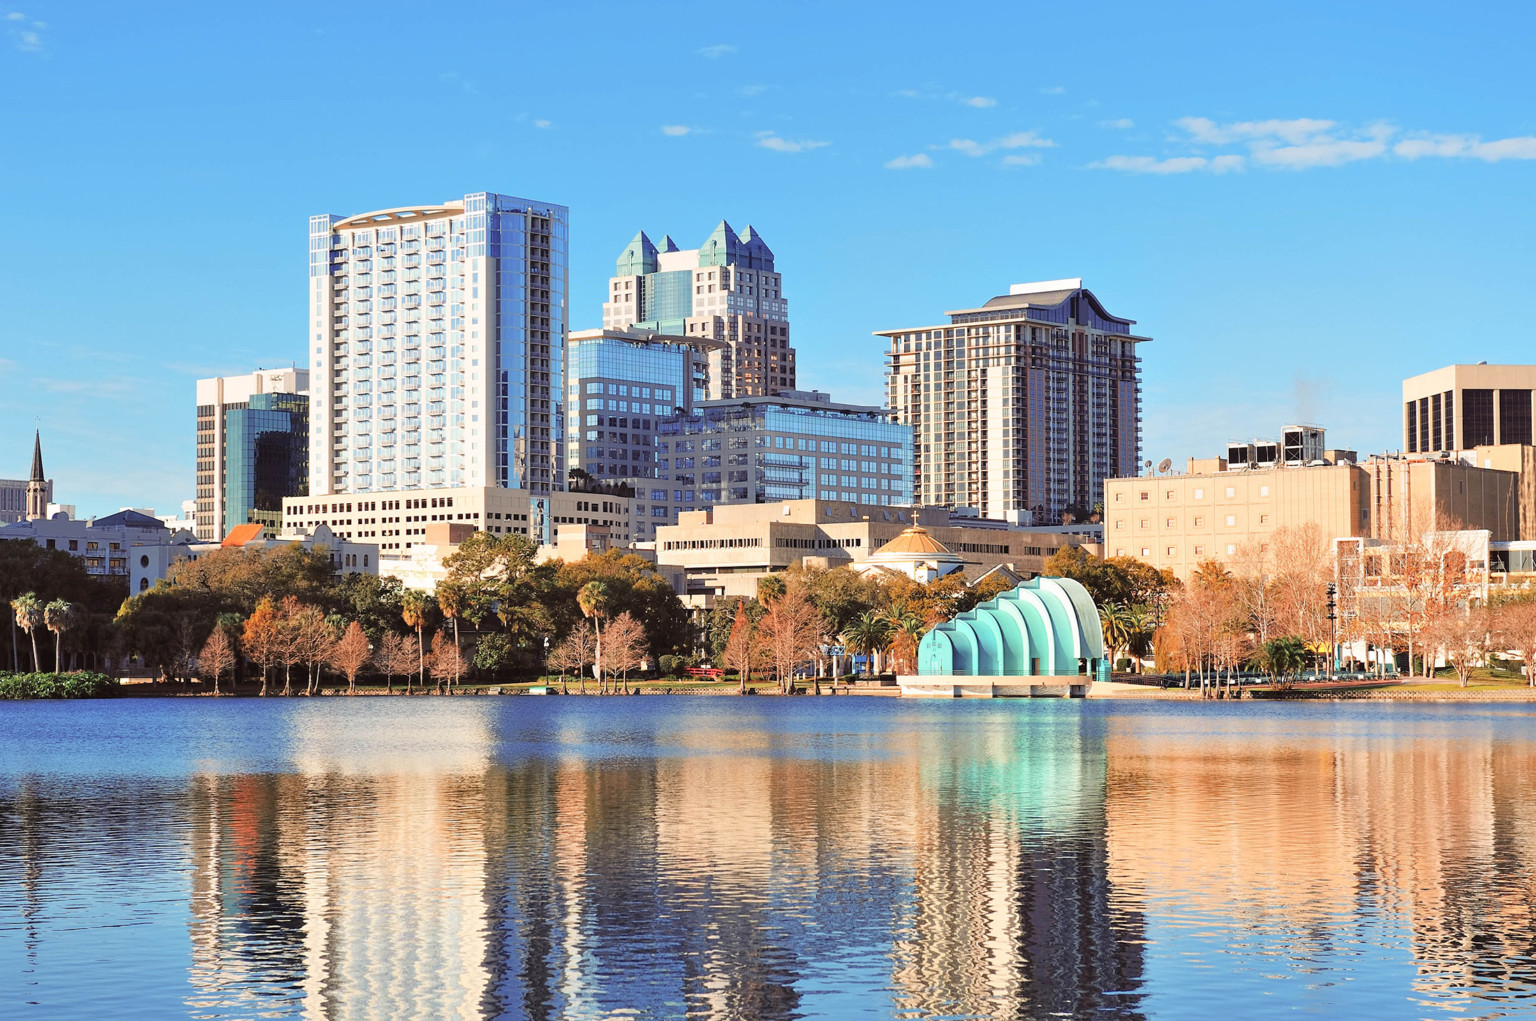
6,10,45,52
1176,116,1337,145
945,131,1056,157
1040,85,1066,95
737,83,772,98
1000,153,1042,167
1099,118,1134,129
757,132,829,153
963,96,996,108
661,124,692,137
698,43,736,58
885,153,934,169
533,118,551,129
1394,133,1536,161
1092,154,1244,174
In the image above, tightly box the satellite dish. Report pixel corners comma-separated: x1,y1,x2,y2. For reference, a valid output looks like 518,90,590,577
1157,458,1172,473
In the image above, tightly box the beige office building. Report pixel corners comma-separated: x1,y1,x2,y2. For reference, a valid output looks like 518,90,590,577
1105,454,1518,580
283,484,630,553
1403,364,1536,453
654,499,1095,599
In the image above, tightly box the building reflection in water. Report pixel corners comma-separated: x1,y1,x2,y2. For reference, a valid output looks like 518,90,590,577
11,701,1534,1019
166,701,1147,1020
1102,708,1536,1012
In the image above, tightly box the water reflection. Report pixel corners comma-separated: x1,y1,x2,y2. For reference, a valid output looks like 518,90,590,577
2,701,1534,1018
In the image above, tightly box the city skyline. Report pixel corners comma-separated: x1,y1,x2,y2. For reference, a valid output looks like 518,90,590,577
4,1,1536,515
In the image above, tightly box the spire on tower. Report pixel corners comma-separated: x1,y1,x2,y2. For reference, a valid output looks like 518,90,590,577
30,429,44,483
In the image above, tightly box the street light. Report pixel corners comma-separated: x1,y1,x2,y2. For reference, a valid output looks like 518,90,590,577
542,635,550,683
1326,582,1337,680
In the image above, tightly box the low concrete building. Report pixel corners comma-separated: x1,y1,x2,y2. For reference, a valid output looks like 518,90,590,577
654,499,1095,601
1105,451,1518,581
282,485,632,553
132,523,379,594
1,509,171,580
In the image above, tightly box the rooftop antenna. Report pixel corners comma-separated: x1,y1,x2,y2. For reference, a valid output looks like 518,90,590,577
1143,459,1153,476
1157,457,1172,474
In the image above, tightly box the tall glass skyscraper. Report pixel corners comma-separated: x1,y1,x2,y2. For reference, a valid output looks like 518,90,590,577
224,393,308,533
308,192,568,499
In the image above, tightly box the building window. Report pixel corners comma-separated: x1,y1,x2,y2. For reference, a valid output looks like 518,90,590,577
1193,488,1204,499
1140,548,1151,557
1225,515,1236,526
1193,516,1203,527
1166,518,1175,528
1194,545,1204,556
1259,514,1268,524
1166,546,1176,557
1226,544,1236,555
1139,491,1149,501
1224,487,1235,498
1259,485,1269,497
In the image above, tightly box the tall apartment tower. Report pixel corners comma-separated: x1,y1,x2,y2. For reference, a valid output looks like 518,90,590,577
308,193,568,500
601,221,793,397
877,279,1148,524
194,367,310,540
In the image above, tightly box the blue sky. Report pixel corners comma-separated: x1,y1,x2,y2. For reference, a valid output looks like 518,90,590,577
2,1,1534,516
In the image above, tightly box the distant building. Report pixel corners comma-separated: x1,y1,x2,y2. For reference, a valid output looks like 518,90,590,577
196,367,310,541
0,508,171,580
282,484,631,554
565,328,725,538
651,391,914,535
653,499,1095,601
878,278,1148,524
602,221,792,396
1105,450,1518,581
134,523,379,595
1402,364,1536,453
308,192,568,499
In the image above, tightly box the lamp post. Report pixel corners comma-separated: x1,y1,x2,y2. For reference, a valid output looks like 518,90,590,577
542,635,550,683
1326,582,1338,680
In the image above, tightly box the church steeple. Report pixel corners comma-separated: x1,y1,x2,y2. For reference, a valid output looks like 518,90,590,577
26,430,47,521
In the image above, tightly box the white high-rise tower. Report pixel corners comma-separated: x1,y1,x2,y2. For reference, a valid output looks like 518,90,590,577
308,193,569,499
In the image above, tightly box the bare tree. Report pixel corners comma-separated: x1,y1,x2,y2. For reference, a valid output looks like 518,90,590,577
1494,598,1536,686
601,611,647,695
724,601,758,694
198,628,235,696
290,605,335,695
376,632,415,694
427,630,467,694
330,621,372,695
756,588,823,694
551,623,596,695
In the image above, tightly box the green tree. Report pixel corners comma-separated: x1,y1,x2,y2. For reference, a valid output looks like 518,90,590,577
11,593,43,672
551,550,691,658
401,590,433,693
43,598,76,674
843,610,894,676
577,581,612,691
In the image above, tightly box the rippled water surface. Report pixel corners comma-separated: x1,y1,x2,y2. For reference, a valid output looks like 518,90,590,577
3,697,1535,1019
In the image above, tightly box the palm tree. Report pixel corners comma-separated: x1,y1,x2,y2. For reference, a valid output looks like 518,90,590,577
43,599,77,675
401,590,431,693
436,582,465,693
843,610,893,677
881,605,927,674
1123,605,1154,673
1100,602,1132,671
11,593,43,673
577,581,612,693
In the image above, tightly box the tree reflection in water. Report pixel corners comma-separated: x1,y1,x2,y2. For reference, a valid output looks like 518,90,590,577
1,699,1534,1019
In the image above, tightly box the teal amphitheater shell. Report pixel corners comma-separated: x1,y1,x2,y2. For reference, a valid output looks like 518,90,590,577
916,577,1104,677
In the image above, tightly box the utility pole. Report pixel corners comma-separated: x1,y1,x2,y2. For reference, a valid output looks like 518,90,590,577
1326,582,1338,680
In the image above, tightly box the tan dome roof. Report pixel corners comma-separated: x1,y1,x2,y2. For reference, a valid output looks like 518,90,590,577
873,524,953,557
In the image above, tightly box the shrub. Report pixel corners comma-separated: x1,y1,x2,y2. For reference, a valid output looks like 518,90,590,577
658,654,689,677
0,671,119,700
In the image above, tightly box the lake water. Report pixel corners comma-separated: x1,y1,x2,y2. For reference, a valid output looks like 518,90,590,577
2,697,1534,1020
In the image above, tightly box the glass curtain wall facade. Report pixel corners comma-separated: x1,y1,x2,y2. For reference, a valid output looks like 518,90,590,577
654,394,913,529
224,393,309,533
309,192,568,508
